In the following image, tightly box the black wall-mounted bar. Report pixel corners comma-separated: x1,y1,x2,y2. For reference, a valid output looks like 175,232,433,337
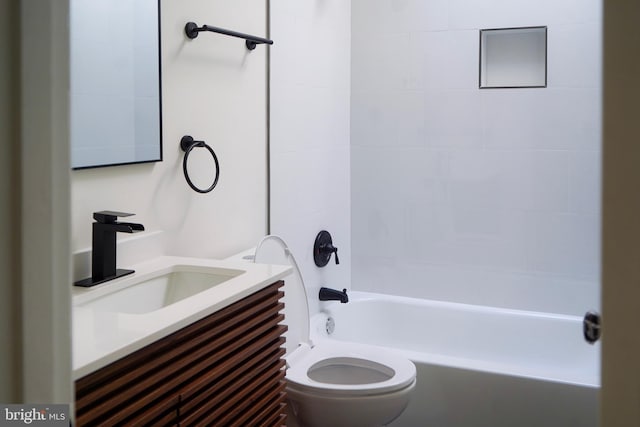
185,21,273,50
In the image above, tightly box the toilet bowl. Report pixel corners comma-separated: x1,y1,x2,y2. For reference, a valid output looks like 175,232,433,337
253,236,416,427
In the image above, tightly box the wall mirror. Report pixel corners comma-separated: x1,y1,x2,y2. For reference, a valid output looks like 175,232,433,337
479,26,547,89
70,0,162,169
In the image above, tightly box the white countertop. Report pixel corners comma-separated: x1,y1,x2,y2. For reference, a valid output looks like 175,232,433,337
72,256,291,380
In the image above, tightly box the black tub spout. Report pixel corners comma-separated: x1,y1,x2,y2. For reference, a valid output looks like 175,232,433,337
319,287,348,303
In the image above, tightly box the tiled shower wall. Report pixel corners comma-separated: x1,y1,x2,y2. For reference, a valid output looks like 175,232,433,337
351,0,602,315
270,0,351,315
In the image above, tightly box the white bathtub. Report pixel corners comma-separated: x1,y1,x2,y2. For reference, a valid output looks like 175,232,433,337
311,292,600,427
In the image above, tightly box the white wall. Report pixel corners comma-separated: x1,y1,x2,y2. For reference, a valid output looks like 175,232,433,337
71,0,269,279
270,0,351,315
351,0,602,315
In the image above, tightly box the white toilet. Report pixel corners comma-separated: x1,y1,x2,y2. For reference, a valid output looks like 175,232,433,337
253,236,416,427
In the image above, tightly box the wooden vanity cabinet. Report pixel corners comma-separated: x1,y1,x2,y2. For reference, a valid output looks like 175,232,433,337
75,281,287,426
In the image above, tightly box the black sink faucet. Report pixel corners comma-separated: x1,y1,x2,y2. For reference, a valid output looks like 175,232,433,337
74,211,145,287
319,287,349,303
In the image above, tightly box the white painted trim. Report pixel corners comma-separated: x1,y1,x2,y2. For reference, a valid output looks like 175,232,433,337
20,0,72,404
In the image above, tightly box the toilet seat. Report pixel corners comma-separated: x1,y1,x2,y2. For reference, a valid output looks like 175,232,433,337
286,341,417,397
254,236,416,398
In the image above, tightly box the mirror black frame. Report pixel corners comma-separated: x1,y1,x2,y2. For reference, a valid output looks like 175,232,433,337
71,0,163,170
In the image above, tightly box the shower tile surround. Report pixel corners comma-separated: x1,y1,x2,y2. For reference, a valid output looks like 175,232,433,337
269,0,352,316
269,0,601,316
350,0,602,315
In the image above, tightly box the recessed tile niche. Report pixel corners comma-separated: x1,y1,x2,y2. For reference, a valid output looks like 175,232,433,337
479,26,547,88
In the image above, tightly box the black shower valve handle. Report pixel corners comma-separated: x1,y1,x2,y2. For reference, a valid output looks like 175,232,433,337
319,242,339,264
330,245,340,265
314,230,340,267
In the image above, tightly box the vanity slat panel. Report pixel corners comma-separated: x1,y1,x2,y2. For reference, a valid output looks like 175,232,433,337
214,380,287,426
75,280,287,426
76,284,284,397
254,395,289,427
76,313,285,424
225,371,285,426
179,340,286,407
77,308,284,416
259,402,288,427
180,354,286,424
125,395,181,427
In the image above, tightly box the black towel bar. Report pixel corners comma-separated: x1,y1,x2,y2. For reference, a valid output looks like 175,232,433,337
184,22,273,50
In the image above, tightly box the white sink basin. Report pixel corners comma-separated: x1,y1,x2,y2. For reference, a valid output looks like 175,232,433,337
76,266,244,314
72,256,293,379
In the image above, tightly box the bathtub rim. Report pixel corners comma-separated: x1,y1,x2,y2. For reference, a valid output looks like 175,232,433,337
313,291,601,389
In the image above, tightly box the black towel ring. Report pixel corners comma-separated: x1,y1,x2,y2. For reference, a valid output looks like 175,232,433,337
180,135,220,194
